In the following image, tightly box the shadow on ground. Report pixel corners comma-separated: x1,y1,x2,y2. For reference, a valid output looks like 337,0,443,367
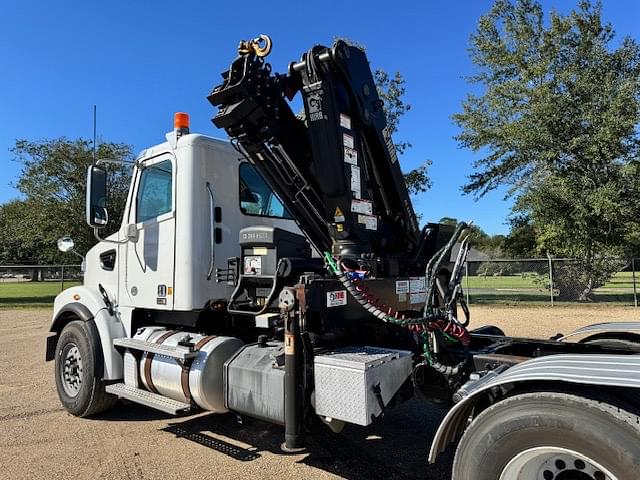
158,399,455,480
94,400,178,422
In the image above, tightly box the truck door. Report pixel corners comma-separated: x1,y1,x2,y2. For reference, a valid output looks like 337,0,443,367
124,154,176,309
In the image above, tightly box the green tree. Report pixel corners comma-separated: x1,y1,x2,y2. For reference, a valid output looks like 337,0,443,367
438,216,459,227
374,69,432,195
0,138,132,264
468,226,505,257
455,0,640,299
438,217,507,256
502,214,537,258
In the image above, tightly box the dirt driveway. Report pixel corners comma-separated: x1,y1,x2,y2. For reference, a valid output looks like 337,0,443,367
1,306,638,480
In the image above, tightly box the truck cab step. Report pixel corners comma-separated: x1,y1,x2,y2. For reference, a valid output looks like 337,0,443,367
113,337,199,360
105,383,192,415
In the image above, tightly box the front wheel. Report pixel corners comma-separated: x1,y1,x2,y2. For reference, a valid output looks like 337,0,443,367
54,320,116,417
452,392,640,480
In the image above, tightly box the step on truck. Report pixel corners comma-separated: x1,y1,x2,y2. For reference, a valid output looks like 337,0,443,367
47,35,640,479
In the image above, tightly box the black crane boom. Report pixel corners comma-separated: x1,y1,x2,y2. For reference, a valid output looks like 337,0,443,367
208,37,423,276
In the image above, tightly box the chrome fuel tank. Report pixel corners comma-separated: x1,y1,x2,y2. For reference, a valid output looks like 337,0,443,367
134,327,243,411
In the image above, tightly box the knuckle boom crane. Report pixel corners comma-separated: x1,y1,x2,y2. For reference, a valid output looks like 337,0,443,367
209,36,426,276
208,34,471,334
209,35,472,449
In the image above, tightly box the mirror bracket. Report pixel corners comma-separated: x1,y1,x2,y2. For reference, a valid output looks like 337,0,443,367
93,227,130,245
126,224,139,243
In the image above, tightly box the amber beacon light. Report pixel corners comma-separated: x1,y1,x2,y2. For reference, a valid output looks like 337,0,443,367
174,112,190,131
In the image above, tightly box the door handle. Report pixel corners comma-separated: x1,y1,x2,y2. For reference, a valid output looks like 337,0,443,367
206,182,215,280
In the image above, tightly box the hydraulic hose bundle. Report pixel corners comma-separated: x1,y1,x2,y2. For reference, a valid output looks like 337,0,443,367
324,223,471,374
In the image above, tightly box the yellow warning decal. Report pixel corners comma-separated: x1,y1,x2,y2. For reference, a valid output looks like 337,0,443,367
334,207,344,217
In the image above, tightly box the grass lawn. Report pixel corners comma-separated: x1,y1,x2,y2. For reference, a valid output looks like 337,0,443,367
463,271,638,305
465,271,638,290
602,271,638,289
0,281,81,309
465,275,539,289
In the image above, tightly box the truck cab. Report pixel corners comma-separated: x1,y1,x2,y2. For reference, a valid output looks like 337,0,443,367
48,115,301,380
87,129,297,314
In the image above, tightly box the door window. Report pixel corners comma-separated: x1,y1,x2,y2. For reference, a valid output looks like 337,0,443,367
239,163,292,219
136,159,173,222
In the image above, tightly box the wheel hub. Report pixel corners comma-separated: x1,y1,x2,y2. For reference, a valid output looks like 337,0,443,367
61,344,83,397
499,447,616,480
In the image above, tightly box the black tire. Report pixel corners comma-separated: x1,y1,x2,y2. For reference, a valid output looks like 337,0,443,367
54,320,116,417
470,325,506,337
581,333,640,352
452,392,640,480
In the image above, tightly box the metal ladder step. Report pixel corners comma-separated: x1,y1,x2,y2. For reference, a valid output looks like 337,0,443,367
113,337,199,360
106,383,192,415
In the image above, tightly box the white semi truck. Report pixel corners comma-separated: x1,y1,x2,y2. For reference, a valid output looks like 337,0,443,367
47,36,640,479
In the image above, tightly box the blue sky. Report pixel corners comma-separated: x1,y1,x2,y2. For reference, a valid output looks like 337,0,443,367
1,0,639,234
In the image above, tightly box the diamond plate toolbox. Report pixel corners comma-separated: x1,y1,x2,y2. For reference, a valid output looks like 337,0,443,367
314,346,412,426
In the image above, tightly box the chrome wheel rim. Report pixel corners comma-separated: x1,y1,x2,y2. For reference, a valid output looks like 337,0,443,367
61,343,83,397
499,447,617,480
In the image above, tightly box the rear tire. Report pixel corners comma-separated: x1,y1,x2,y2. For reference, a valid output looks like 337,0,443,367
54,320,116,417
581,334,640,352
452,392,640,480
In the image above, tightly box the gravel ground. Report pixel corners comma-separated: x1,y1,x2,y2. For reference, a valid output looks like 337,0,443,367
1,306,638,480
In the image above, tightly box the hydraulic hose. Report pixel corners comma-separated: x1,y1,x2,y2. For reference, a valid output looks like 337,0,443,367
323,223,471,371
324,222,469,327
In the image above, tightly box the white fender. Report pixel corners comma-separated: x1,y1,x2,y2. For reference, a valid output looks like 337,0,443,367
428,353,640,463
559,321,640,341
51,286,125,380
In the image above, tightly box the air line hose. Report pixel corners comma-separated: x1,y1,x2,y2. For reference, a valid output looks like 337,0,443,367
323,223,470,372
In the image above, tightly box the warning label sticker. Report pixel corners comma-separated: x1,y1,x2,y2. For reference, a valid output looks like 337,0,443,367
334,206,345,222
255,287,272,297
327,290,348,307
340,113,352,130
244,256,262,275
344,147,358,165
410,292,427,305
343,133,354,149
409,277,426,293
351,165,361,199
358,214,377,230
351,199,373,215
396,280,410,294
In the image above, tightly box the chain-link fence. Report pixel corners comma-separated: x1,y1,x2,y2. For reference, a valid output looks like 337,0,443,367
1,258,639,308
463,258,639,306
0,264,83,308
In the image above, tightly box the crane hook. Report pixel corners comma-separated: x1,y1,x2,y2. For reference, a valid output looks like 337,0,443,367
238,34,272,58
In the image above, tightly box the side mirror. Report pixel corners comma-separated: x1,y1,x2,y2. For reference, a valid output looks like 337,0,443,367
56,236,86,271
57,236,75,253
86,165,108,228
